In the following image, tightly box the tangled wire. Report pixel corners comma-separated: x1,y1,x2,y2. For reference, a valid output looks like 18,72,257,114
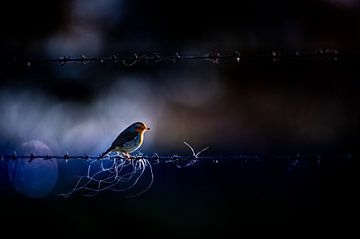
59,156,153,197
60,142,208,197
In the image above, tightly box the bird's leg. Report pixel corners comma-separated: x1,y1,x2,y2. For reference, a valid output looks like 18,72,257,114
124,152,136,167
122,152,131,160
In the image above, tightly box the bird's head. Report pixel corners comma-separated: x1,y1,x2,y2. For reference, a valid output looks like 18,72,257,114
131,122,150,133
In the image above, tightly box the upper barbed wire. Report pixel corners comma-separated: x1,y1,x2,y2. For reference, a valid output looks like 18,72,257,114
5,49,349,67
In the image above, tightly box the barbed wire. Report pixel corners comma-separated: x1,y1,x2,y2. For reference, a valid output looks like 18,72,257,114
2,149,352,197
6,49,350,67
0,152,353,164
1,140,353,197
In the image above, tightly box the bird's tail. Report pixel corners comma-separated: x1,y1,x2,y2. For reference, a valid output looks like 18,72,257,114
98,148,112,160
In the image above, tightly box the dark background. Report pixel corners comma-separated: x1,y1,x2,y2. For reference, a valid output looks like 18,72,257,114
0,0,359,235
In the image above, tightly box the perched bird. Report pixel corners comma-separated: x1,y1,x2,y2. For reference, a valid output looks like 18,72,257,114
99,122,150,159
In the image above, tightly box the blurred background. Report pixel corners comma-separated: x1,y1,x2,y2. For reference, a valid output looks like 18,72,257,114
0,0,358,235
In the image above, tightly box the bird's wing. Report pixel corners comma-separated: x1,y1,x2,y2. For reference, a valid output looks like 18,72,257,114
110,130,139,148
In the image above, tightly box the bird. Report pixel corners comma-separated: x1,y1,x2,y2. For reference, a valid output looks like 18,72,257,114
99,122,150,159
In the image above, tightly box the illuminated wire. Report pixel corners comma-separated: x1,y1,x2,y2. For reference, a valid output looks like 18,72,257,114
59,156,153,197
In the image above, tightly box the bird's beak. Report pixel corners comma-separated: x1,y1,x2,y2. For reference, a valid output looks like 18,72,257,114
147,127,150,131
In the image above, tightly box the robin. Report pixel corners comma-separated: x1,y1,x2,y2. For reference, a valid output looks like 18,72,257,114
99,122,150,159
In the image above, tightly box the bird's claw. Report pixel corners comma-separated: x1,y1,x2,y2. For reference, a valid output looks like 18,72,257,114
124,153,131,160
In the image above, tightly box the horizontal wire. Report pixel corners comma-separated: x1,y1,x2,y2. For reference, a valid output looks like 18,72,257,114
5,49,350,67
0,153,353,163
